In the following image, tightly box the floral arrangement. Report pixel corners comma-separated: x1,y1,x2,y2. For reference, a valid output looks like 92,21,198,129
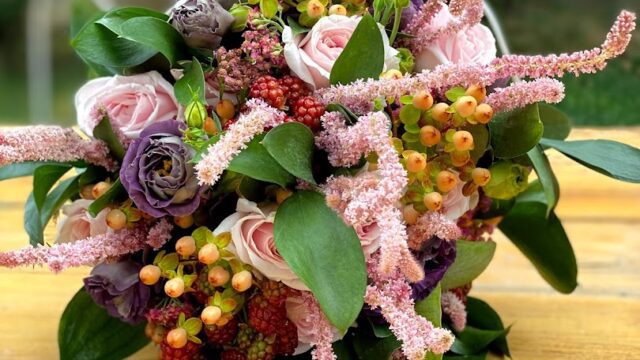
1,0,639,359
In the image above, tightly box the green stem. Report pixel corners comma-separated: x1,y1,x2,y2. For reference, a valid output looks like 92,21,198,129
389,6,402,44
380,6,393,26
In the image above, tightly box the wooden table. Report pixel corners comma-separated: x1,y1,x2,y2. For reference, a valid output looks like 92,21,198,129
1,128,639,359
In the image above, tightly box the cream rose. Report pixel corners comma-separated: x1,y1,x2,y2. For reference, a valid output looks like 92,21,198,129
55,200,110,243
442,172,479,220
75,71,179,138
414,7,497,71
285,296,342,355
283,15,400,89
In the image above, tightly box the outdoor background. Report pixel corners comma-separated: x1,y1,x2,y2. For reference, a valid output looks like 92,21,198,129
0,0,638,126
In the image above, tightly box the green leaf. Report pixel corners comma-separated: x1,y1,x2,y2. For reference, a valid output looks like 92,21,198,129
499,183,578,293
59,288,149,360
330,14,384,85
443,354,488,360
538,103,571,140
274,191,366,333
352,331,401,360
93,114,126,161
227,134,295,187
174,58,206,106
527,145,559,216
95,7,168,33
32,164,72,210
399,104,421,125
24,193,44,246
260,0,279,19
287,16,311,36
118,17,189,67
263,123,316,184
464,124,489,162
88,178,127,217
445,87,466,102
466,297,510,357
539,138,640,183
0,161,85,181
450,326,509,355
489,103,543,159
441,240,496,290
416,284,443,360
367,318,393,338
325,103,359,125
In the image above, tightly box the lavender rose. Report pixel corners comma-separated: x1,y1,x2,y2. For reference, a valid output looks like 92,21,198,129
120,120,203,218
83,259,150,324
169,0,235,49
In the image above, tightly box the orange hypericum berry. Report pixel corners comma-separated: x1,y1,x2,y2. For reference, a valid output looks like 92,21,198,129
176,236,197,257
380,69,403,80
198,243,220,265
465,84,487,102
164,277,185,298
471,167,491,186
139,264,161,285
204,117,218,136
420,125,441,146
406,153,427,173
412,91,434,111
92,181,111,199
201,306,223,325
454,96,478,118
402,205,420,225
166,328,188,349
328,4,347,15
423,192,443,211
452,130,474,151
431,103,451,123
208,266,230,286
174,214,194,229
231,270,253,292
216,99,235,120
436,170,458,192
450,151,471,167
276,188,293,204
151,326,166,344
307,0,325,17
145,322,156,338
80,185,95,200
106,209,127,230
474,103,494,124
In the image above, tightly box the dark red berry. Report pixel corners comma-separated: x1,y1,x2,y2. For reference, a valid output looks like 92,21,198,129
248,295,287,336
205,316,239,345
259,280,298,306
222,348,248,360
278,75,311,107
146,303,195,328
249,76,286,109
160,340,201,360
291,96,325,131
275,320,298,356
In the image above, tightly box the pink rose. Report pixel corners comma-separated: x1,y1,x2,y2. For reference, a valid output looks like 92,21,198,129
75,71,179,138
285,296,342,355
283,15,400,89
214,199,308,290
355,222,381,256
55,200,110,243
414,7,496,71
442,172,479,220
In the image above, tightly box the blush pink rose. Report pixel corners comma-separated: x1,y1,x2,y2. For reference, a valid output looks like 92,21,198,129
75,71,179,138
55,199,110,243
355,222,381,256
283,15,400,89
214,199,308,291
414,7,497,71
285,295,342,355
442,172,479,220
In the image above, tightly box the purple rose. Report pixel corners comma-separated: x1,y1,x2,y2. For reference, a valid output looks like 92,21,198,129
120,120,203,218
411,237,457,301
84,260,150,324
169,0,235,49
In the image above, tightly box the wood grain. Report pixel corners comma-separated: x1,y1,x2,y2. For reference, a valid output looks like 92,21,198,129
0,127,639,359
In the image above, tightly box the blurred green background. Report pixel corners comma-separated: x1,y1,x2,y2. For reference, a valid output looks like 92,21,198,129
0,0,638,126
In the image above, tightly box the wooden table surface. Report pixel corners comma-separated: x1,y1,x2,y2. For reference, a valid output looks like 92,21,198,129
1,128,639,359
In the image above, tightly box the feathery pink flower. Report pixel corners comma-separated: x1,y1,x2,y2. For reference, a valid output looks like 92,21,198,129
441,291,467,332
401,0,444,44
484,78,565,113
300,292,337,360
407,212,463,250
366,255,455,360
195,99,287,186
0,126,117,170
146,219,173,250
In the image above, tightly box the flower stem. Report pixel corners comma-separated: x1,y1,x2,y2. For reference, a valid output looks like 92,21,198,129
389,7,402,44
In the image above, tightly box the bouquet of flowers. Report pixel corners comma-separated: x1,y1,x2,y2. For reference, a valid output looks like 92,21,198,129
0,0,638,359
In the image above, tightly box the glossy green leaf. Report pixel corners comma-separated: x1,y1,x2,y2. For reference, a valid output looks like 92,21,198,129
466,297,510,357
0,161,84,181
527,145,559,216
119,17,189,67
368,318,393,338
538,103,571,140
88,178,127,217
445,87,466,102
451,326,509,355
96,7,168,34
499,183,578,293
489,104,543,158
263,123,316,184
416,284,443,360
539,138,640,183
228,134,295,187
59,288,149,360
330,14,384,85
93,114,126,161
287,16,310,36
325,103,359,125
352,330,400,360
33,164,73,210
274,191,366,333
174,58,206,106
24,193,44,247
441,240,496,290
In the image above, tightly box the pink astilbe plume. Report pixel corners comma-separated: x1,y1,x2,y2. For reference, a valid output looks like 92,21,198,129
484,78,565,113
366,255,455,360
401,0,444,44
0,126,117,170
146,218,173,250
407,212,462,251
195,99,286,186
0,223,169,273
441,291,467,332
300,292,337,360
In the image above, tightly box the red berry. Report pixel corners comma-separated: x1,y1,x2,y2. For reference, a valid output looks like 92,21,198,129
204,316,239,345
249,76,286,109
222,348,248,360
275,320,298,356
160,340,201,360
247,295,287,336
146,303,195,328
278,75,311,106
260,280,298,306
291,96,325,131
